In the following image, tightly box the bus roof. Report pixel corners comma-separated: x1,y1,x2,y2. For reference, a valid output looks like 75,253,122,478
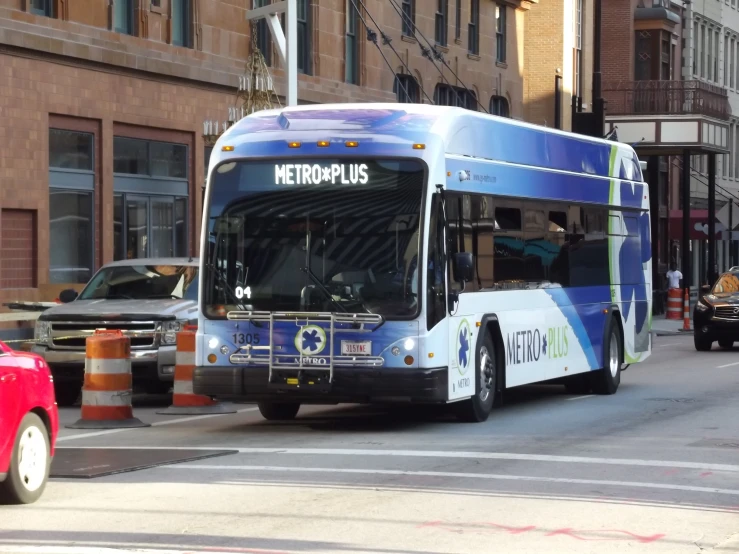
221,103,643,182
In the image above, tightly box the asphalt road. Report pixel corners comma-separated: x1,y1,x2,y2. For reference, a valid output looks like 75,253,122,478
1,332,739,554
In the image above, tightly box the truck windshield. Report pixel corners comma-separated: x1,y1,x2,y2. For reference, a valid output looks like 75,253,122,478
204,158,425,319
78,265,199,301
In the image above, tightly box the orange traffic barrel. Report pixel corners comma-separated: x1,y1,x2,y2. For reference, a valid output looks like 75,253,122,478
157,326,235,415
67,330,149,429
666,288,683,320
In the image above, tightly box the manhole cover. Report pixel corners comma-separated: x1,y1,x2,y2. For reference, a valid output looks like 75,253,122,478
646,397,696,403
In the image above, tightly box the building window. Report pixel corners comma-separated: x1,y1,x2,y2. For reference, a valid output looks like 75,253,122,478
401,0,415,36
434,83,476,110
29,0,53,17
394,74,420,103
725,34,730,86
714,29,720,83
435,0,448,46
172,0,192,48
731,37,736,89
345,0,360,84
114,137,187,179
490,95,510,117
0,210,37,289
297,0,312,74
49,129,95,284
468,0,479,55
692,21,698,76
254,0,272,67
114,0,135,35
496,3,506,63
574,0,583,97
113,137,189,260
700,25,706,79
455,0,461,40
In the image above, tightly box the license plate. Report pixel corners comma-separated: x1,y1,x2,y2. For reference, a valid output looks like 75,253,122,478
341,340,371,356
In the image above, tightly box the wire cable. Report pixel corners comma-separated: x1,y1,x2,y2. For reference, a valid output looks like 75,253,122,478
387,0,490,114
348,0,435,105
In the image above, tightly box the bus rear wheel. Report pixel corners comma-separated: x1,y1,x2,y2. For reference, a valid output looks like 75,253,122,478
591,318,622,395
257,402,301,421
455,332,496,423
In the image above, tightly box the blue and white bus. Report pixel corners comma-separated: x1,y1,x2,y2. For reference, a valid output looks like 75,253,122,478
194,104,652,422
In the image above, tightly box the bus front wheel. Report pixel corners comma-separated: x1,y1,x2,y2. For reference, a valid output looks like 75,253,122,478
591,318,622,395
455,332,496,423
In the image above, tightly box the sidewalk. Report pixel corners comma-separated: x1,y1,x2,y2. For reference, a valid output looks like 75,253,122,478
651,317,691,337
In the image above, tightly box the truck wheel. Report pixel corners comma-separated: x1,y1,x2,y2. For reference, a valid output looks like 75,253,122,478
455,332,496,423
53,382,80,407
592,318,622,395
258,402,300,421
0,413,51,505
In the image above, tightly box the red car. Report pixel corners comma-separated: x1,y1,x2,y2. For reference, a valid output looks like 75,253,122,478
0,340,58,504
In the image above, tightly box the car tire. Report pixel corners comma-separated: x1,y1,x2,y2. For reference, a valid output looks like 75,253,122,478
455,332,496,423
257,402,301,421
694,332,713,352
591,317,622,395
718,339,734,349
53,382,80,407
0,413,51,505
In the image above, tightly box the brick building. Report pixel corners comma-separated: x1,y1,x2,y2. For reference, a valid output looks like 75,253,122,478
0,0,594,326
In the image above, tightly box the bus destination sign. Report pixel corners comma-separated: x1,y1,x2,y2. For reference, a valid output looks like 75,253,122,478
275,163,370,186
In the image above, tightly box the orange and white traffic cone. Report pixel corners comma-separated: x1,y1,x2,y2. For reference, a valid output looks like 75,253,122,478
682,288,692,331
67,330,149,429
157,326,235,415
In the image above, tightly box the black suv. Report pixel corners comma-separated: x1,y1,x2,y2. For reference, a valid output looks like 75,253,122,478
694,267,739,351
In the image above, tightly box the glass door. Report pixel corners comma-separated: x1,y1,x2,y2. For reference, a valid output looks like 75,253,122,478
116,194,187,260
126,196,148,260
151,198,175,258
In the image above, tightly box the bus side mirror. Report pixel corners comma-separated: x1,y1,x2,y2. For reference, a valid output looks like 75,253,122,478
452,252,474,283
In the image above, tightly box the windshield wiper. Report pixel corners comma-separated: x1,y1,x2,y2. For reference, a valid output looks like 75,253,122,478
148,294,181,299
103,294,133,300
300,266,348,314
205,262,262,328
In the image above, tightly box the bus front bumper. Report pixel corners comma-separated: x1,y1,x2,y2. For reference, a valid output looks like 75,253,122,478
192,366,449,404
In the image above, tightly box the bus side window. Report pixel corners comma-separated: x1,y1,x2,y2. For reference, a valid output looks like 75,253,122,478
426,194,447,330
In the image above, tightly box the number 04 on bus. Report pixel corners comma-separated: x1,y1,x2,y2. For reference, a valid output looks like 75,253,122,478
194,104,652,423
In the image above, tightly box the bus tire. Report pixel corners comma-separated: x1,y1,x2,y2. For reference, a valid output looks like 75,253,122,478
455,332,496,423
257,402,301,421
592,317,622,395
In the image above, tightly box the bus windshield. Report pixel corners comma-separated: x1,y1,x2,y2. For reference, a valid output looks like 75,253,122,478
204,158,425,319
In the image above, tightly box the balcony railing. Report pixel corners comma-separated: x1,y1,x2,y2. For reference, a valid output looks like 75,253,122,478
602,80,731,120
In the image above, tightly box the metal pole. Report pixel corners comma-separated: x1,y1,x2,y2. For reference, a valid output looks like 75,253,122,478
647,156,660,297
286,0,298,106
708,153,717,283
592,0,604,137
682,150,691,290
556,79,562,129
731,201,735,266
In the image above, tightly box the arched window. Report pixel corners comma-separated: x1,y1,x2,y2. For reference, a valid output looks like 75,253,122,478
490,95,510,117
394,74,421,103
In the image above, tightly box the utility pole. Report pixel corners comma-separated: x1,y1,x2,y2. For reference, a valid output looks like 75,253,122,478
247,0,298,106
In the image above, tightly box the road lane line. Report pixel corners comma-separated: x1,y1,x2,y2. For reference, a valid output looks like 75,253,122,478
566,395,595,401
0,546,293,554
717,361,739,368
56,407,258,442
57,446,739,473
161,464,739,496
